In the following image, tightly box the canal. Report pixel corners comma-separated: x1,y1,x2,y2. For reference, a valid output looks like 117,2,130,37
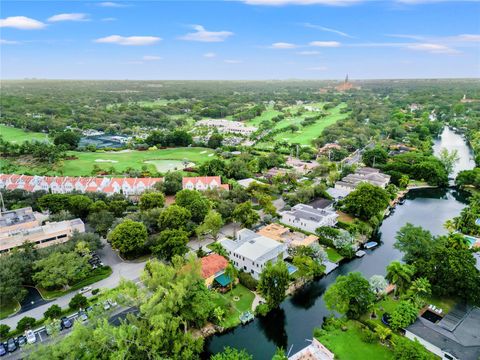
204,128,475,359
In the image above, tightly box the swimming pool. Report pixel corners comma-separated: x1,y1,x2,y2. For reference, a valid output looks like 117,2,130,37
464,235,477,246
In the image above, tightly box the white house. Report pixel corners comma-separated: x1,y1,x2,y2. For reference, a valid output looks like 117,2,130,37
182,176,229,191
289,338,335,360
220,229,287,280
280,204,338,233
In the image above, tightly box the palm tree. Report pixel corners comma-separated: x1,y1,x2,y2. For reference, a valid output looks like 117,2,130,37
409,277,431,305
386,261,415,297
224,263,238,291
447,233,470,250
443,219,456,233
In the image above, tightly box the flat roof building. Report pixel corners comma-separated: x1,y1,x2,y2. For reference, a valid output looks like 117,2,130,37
220,228,287,279
0,218,85,254
0,207,47,235
280,204,338,234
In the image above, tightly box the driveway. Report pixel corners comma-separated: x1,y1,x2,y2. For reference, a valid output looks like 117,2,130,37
1,241,147,329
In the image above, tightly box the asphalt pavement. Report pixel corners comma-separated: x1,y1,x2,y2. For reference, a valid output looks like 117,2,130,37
1,241,147,329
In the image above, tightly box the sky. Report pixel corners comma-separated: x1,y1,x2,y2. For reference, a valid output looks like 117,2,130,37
1,0,479,80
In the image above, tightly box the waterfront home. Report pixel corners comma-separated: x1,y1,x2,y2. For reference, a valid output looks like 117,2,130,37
405,304,480,360
257,223,319,248
220,229,287,280
331,167,390,197
200,253,230,289
280,204,338,233
288,338,335,360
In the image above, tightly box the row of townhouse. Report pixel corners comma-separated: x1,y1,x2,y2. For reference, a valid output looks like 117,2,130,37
0,174,162,196
0,174,229,195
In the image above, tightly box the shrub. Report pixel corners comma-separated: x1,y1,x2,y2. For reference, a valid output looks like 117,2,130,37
255,303,270,317
359,327,377,344
238,271,258,291
17,317,36,332
69,294,88,310
0,324,10,339
44,304,62,319
91,289,100,295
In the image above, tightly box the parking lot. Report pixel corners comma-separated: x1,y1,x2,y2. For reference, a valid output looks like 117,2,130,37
1,300,123,360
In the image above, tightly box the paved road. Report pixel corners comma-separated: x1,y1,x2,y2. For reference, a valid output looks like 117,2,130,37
1,241,147,329
3,305,135,360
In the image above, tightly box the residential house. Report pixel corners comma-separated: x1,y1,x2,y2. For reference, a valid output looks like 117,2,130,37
182,176,229,191
200,254,230,288
258,223,318,248
330,167,390,199
289,338,335,360
220,228,287,280
405,304,480,360
280,204,338,233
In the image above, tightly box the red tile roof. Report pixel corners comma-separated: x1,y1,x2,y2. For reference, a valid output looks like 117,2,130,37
200,254,228,279
182,176,221,186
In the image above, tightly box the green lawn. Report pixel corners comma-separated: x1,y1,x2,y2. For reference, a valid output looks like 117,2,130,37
246,107,283,127
61,147,214,176
0,125,50,144
38,266,112,300
212,284,255,329
325,247,344,263
272,104,348,145
426,295,456,314
0,299,20,320
3,147,215,176
316,320,394,360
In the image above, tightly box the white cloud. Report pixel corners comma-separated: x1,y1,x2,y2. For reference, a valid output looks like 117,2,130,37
142,55,162,61
120,60,144,65
406,43,459,54
0,16,47,30
297,50,320,55
179,25,233,42
203,52,217,58
224,59,242,64
307,66,328,70
394,0,447,4
302,23,352,37
244,0,361,5
449,34,480,42
95,35,161,46
98,2,128,7
270,42,298,49
309,41,341,47
0,39,20,44
47,13,89,22
101,17,117,22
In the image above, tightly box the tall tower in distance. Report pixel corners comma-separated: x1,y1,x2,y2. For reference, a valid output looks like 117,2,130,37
336,74,353,92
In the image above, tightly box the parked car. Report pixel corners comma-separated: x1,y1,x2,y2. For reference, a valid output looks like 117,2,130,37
85,306,94,313
25,330,36,344
103,301,111,311
78,310,88,322
61,317,73,329
78,286,92,294
17,335,27,346
7,338,17,352
0,343,6,356
107,299,117,307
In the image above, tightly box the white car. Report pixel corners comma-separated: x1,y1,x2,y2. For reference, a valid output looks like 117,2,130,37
103,301,111,311
25,330,36,344
78,286,92,294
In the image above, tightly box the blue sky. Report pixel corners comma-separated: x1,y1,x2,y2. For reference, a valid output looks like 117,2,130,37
1,0,479,80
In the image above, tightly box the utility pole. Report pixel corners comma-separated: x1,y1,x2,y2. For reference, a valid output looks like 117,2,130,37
0,192,5,213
